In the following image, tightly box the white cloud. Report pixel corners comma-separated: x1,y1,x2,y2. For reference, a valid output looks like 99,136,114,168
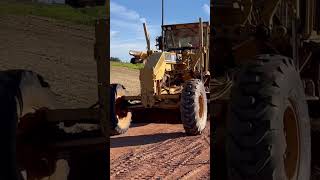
111,30,119,38
140,18,147,23
111,19,142,31
203,4,210,16
111,42,147,60
110,1,141,21
110,25,161,61
110,1,160,61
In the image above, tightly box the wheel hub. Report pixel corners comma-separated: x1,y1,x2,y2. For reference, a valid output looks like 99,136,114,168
115,96,131,129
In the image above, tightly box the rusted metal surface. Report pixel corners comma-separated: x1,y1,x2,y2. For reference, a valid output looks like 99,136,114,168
44,108,99,122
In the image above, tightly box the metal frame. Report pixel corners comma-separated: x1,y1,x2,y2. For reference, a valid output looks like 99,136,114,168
211,0,320,85
210,1,320,179
17,19,109,172
95,19,109,137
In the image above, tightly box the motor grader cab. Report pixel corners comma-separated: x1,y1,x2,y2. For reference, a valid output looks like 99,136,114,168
129,21,210,65
210,0,320,179
111,19,211,136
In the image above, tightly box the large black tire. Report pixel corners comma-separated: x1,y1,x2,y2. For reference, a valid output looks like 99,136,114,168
180,79,208,135
227,54,311,180
0,70,57,180
110,84,132,135
0,85,20,180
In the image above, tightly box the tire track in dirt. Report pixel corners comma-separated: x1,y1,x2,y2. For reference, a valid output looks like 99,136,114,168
0,15,97,108
110,124,210,179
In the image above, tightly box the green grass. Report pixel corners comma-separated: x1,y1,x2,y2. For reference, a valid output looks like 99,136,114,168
0,2,107,26
111,61,144,70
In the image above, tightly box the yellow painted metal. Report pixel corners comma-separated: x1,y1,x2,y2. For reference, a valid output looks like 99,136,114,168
139,67,155,107
134,19,210,108
129,50,149,60
140,52,167,107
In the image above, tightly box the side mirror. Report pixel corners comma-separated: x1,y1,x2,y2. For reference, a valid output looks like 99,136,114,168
156,36,163,50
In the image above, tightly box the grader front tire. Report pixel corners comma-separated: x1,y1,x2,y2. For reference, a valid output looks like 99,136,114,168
110,84,132,136
180,79,208,136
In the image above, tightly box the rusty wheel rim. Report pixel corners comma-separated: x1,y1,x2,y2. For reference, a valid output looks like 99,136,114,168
283,101,300,180
198,94,204,118
115,96,129,119
115,96,131,129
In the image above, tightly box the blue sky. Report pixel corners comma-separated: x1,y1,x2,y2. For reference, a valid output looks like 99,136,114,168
110,0,210,61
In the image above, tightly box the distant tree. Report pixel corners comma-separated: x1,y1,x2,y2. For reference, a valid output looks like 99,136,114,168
110,57,121,62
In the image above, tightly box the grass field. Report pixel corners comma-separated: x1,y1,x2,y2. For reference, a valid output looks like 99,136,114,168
111,61,144,70
0,2,106,26
1,2,139,70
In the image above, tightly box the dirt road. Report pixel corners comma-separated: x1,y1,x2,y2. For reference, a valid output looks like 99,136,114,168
110,123,210,179
0,15,210,179
0,15,97,108
110,66,140,96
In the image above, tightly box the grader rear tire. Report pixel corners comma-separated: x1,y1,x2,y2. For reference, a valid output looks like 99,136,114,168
180,79,208,136
110,84,132,135
0,70,58,179
228,54,310,180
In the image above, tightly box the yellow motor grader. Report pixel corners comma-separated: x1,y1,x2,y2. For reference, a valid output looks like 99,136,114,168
110,19,210,136
210,0,320,179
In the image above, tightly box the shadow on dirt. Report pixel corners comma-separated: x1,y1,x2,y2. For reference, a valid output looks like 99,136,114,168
129,123,150,128
131,108,181,124
110,132,185,148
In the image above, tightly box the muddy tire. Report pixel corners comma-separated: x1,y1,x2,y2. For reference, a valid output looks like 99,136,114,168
110,84,132,135
227,54,310,180
180,79,208,135
0,70,58,180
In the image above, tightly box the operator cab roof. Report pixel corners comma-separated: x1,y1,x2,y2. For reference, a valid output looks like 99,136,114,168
162,22,210,30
